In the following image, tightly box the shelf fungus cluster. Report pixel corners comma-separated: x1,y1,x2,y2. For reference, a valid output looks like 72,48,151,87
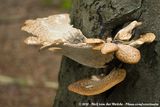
22,14,156,96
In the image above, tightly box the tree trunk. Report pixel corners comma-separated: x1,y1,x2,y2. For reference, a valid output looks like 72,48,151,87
53,0,160,107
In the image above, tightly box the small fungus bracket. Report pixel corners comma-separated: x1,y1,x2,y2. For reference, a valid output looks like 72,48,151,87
68,69,126,96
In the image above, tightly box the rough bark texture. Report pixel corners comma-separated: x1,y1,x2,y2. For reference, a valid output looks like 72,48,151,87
53,0,160,107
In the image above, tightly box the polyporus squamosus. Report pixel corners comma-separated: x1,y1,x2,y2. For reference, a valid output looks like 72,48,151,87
68,69,126,96
22,14,156,96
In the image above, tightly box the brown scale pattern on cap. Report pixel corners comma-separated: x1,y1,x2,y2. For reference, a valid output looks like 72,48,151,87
68,69,126,96
84,38,106,50
138,33,156,43
129,33,156,47
116,44,141,64
101,43,118,54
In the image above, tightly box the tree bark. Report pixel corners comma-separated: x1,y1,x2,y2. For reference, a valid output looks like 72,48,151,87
53,0,160,107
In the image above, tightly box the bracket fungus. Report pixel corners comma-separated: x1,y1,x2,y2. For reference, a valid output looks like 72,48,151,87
114,21,142,40
101,43,118,54
22,13,156,96
116,44,141,64
84,38,105,50
129,33,156,47
68,69,126,96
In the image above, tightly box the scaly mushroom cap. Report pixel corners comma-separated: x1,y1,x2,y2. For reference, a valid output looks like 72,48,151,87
101,43,118,54
137,33,156,44
139,33,156,43
84,38,105,50
129,33,156,47
68,69,126,96
114,21,142,40
116,44,141,64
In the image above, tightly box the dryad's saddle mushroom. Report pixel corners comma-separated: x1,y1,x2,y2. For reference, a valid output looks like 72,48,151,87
22,14,156,96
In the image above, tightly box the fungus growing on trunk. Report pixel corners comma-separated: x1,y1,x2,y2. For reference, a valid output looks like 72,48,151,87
22,14,156,96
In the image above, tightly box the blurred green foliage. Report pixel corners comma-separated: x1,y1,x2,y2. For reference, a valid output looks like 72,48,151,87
61,0,72,9
41,0,72,10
